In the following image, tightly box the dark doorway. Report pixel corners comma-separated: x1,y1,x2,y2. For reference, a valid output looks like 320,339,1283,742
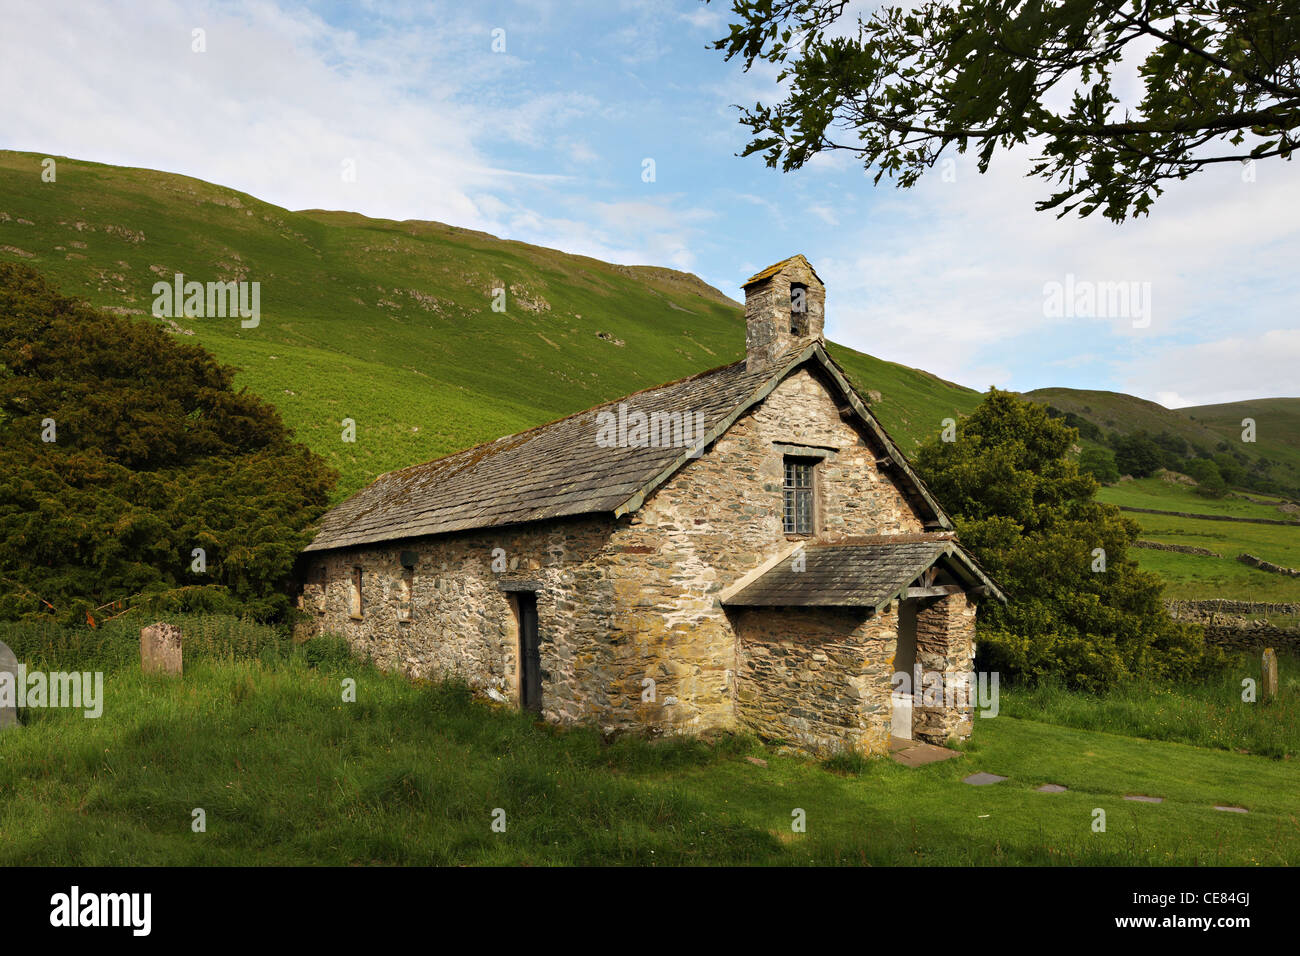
516,592,542,714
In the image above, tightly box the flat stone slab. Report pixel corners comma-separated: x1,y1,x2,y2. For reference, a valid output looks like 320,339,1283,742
1124,794,1164,803
889,737,961,768
1035,784,1068,793
963,772,1007,786
1213,805,1249,814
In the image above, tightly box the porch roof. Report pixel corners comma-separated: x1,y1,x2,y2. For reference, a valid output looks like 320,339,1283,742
721,535,1005,610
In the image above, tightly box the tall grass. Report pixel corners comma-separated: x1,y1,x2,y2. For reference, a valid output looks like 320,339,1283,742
999,650,1300,758
0,613,292,672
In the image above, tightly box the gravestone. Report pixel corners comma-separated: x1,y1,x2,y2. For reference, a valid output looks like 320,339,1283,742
0,641,19,729
141,623,183,675
1261,648,1278,702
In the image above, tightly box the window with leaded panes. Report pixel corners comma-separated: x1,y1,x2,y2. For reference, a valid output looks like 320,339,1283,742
783,457,815,534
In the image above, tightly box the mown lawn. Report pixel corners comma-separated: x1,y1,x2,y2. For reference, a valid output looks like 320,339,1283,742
1,633,1296,866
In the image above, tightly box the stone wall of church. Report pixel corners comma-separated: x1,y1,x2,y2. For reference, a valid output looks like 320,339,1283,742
731,604,898,755
299,516,617,727
592,366,928,742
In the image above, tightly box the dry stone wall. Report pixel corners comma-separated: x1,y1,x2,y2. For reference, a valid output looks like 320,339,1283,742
1167,600,1300,655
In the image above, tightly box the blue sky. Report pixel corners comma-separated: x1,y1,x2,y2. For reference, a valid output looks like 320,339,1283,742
3,0,1298,406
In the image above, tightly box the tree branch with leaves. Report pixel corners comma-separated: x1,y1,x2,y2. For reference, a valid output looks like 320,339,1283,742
712,0,1300,221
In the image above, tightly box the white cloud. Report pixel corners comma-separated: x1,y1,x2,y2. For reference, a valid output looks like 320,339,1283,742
818,145,1300,402
1124,330,1300,408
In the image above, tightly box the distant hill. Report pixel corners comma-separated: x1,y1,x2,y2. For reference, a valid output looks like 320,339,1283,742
1181,397,1300,484
1024,387,1300,494
0,150,980,498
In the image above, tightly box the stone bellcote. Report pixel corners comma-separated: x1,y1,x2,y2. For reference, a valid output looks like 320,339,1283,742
742,254,825,371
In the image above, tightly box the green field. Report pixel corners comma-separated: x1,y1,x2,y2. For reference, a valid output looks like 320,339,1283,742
0,618,1295,866
0,150,978,499
1097,478,1300,601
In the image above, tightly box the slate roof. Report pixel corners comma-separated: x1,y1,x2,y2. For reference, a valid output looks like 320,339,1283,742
304,342,952,553
722,535,1004,608
742,253,823,288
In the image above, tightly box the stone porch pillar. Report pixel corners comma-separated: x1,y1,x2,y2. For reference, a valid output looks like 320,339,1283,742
912,592,977,745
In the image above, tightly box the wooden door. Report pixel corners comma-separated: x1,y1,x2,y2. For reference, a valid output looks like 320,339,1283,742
517,593,542,714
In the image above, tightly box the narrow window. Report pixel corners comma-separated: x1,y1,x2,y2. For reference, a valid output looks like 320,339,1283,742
397,570,413,621
314,565,327,614
783,457,815,535
348,566,363,619
789,282,808,334
398,551,416,622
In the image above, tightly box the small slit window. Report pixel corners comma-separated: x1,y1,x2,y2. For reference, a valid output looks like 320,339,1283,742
348,567,363,619
789,282,808,334
313,565,327,614
783,457,815,535
397,569,413,621
398,551,417,622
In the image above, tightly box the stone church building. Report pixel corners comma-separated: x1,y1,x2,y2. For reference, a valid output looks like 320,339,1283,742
299,255,1002,755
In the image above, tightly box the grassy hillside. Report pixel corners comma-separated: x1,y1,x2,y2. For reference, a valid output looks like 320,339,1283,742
1182,397,1300,483
1024,386,1300,494
0,150,979,499
5,149,1294,604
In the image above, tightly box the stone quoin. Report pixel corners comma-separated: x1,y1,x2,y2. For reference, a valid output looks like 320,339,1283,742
297,255,1003,755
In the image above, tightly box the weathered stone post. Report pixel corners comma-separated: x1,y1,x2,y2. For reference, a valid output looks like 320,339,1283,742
0,641,19,730
912,593,978,745
141,622,183,675
1261,647,1278,702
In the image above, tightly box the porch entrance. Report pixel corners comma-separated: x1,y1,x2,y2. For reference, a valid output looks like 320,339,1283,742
891,598,918,739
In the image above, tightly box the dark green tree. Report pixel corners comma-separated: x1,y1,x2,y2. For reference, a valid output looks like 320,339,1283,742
0,263,336,624
1078,446,1120,483
1112,431,1165,477
1212,451,1247,485
1183,457,1228,496
713,0,1300,221
914,389,1207,688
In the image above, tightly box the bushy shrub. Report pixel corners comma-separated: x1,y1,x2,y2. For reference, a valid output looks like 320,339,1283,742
0,264,337,624
915,389,1209,690
1183,457,1228,497
1077,447,1119,484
